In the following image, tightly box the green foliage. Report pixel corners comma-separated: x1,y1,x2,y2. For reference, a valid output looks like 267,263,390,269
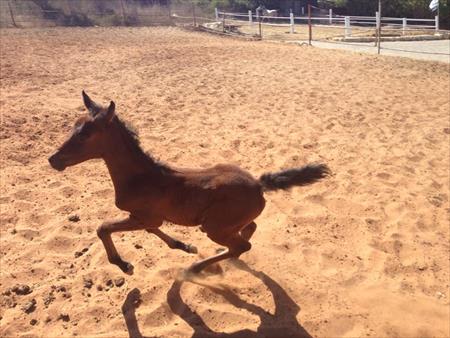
322,0,442,18
322,0,448,28
175,0,280,11
438,0,449,29
31,0,93,26
24,0,450,29
188,0,448,28
184,0,447,21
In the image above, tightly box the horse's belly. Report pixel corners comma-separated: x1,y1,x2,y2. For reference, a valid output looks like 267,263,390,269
165,213,199,227
163,201,205,227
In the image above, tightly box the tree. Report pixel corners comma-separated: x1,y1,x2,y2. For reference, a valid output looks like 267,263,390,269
321,0,445,19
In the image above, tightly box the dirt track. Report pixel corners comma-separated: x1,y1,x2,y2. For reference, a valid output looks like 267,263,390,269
0,27,449,338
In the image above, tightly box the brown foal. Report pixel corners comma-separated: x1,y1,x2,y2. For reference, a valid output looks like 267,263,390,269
49,92,330,275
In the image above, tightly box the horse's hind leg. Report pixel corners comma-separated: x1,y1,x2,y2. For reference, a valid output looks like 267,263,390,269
240,221,257,241
215,222,257,254
188,234,251,274
147,228,198,254
97,217,148,275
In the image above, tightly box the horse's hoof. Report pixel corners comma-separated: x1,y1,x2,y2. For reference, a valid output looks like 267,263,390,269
187,244,198,254
121,262,134,275
125,263,134,275
122,288,142,311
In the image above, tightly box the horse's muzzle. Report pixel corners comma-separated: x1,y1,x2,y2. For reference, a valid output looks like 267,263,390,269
48,153,66,171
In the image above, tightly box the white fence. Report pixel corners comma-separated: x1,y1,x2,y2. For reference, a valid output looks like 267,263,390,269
216,8,439,39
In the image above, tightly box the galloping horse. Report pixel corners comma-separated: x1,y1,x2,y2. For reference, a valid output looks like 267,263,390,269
49,92,330,275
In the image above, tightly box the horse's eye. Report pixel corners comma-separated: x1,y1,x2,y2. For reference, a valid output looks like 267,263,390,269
78,125,92,140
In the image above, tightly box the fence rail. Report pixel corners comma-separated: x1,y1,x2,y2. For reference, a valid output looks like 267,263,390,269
2,1,448,59
209,7,449,58
217,9,440,38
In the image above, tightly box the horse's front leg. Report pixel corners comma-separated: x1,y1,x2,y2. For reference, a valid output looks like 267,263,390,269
97,217,147,275
147,228,198,254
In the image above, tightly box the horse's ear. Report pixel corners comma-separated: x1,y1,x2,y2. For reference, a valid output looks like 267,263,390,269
97,100,115,124
82,90,101,117
82,90,93,111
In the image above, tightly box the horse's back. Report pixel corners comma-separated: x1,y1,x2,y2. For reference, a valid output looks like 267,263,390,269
178,164,259,190
176,164,265,231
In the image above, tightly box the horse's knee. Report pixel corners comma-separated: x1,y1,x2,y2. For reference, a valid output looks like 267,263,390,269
96,223,109,238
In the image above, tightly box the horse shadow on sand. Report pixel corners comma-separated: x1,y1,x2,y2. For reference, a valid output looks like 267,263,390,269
122,260,312,338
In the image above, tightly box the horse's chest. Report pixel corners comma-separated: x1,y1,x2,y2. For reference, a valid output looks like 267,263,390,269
114,194,139,212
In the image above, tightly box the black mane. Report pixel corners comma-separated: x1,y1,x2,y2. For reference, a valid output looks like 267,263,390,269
114,115,172,174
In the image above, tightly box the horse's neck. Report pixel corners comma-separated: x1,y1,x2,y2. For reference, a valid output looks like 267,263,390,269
102,121,163,191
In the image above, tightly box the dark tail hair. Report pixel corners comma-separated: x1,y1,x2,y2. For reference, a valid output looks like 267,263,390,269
259,163,330,192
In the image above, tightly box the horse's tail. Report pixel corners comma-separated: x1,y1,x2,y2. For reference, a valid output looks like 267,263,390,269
259,163,330,192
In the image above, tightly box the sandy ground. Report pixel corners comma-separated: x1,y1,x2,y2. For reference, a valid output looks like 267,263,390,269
0,27,449,338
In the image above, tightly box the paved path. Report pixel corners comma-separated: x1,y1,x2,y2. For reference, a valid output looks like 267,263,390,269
310,39,450,63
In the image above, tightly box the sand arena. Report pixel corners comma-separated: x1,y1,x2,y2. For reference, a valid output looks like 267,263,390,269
0,27,449,337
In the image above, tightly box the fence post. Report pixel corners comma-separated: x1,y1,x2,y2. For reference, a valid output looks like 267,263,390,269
344,16,351,37
167,0,171,20
119,0,126,26
222,12,225,33
402,18,406,35
308,4,312,45
377,1,381,54
329,9,332,24
375,11,380,46
215,8,219,21
258,13,262,38
435,15,439,31
290,12,295,34
302,7,305,16
7,0,17,28
192,2,196,27
249,10,252,25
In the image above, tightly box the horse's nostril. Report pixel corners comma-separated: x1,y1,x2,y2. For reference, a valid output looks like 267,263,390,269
49,154,58,165
48,154,65,171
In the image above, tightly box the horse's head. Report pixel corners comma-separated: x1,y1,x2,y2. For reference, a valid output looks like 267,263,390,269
48,91,116,171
